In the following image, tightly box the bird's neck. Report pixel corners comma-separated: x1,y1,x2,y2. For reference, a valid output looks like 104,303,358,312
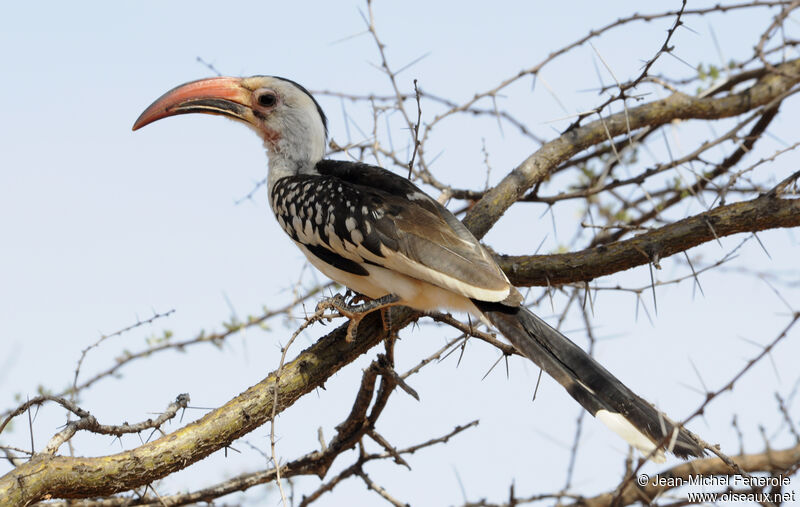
267,155,318,188
264,114,326,192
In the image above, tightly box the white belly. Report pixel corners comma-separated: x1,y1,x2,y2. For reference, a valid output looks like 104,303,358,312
295,242,480,316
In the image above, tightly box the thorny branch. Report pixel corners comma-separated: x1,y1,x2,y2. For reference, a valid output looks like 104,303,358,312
4,2,800,505
0,282,331,422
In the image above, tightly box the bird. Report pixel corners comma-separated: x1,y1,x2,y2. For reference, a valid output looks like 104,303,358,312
133,75,704,461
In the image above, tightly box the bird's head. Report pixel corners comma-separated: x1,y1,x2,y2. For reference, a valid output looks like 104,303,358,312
133,76,328,172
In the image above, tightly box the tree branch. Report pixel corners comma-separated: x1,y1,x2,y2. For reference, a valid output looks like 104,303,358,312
498,194,800,286
0,308,418,505
569,440,800,507
464,58,800,239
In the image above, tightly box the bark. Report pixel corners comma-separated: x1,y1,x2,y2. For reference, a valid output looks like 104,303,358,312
0,310,415,504
463,58,800,239
569,441,800,507
499,194,800,286
3,60,800,507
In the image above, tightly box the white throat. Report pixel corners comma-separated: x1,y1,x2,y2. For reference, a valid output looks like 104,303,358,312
265,110,326,192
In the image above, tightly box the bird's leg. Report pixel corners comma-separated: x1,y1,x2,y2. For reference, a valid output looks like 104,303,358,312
317,293,400,342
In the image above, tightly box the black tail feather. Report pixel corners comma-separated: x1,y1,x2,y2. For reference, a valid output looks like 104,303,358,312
475,300,704,460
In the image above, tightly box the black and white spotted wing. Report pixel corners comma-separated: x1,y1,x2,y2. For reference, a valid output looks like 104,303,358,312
269,160,521,306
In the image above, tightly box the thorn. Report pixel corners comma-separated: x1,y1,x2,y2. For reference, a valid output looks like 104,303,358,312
638,293,655,326
584,281,595,317
548,205,558,244
761,277,795,313
751,232,772,259
534,234,548,256
546,275,554,313
688,357,709,394
683,251,705,298
456,335,469,368
482,353,505,381
704,217,722,247
27,397,34,456
767,348,781,383
532,368,544,402
648,261,658,316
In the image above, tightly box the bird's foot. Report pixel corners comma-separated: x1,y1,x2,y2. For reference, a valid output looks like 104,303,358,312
317,293,400,342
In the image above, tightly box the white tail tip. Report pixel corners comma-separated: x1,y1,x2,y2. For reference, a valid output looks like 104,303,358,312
596,409,666,463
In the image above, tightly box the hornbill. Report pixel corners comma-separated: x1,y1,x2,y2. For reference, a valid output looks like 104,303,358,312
133,75,704,461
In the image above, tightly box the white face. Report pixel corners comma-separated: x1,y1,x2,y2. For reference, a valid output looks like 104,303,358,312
240,76,327,172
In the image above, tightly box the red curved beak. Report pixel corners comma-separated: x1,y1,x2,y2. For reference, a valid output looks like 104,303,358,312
133,77,252,131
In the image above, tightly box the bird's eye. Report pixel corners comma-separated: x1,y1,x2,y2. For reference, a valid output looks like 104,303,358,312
257,91,277,108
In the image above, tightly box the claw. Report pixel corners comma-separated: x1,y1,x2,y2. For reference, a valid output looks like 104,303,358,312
317,293,400,341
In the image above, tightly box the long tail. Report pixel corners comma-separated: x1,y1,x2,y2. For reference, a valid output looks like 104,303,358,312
475,300,704,461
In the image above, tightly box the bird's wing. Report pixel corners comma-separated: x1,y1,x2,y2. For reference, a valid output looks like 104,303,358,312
292,160,522,305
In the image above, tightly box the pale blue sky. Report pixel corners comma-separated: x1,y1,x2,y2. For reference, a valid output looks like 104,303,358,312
2,1,799,505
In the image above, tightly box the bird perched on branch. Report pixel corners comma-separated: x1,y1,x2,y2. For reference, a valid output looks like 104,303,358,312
133,75,703,461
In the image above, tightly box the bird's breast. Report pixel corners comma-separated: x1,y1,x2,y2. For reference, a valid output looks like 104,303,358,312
269,175,384,262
